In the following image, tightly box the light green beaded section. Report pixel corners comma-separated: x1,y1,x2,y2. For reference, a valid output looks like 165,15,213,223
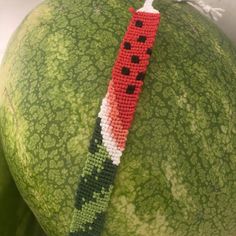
70,186,113,233
82,145,111,177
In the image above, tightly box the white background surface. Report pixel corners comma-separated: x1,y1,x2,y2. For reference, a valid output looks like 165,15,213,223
0,0,235,63
205,0,236,44
0,0,41,62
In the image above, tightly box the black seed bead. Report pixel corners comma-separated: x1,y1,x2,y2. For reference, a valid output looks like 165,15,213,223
135,20,143,27
137,35,146,43
121,67,130,75
146,48,152,55
126,85,135,94
136,72,145,81
131,55,140,64
124,42,131,50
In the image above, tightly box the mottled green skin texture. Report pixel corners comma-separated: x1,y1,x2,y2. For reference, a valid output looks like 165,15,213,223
0,0,236,235
0,140,46,236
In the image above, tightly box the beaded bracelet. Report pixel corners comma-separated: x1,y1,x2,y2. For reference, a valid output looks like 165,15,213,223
69,1,161,235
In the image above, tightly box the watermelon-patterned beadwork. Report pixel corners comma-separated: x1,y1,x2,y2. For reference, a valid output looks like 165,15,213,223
69,6,160,236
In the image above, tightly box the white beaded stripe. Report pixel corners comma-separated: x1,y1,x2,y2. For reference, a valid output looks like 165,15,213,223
98,95,123,166
137,0,159,13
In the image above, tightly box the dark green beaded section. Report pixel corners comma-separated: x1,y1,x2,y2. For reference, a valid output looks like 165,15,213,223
69,138,118,235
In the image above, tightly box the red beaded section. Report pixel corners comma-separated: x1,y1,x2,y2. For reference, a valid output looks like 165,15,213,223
107,10,160,150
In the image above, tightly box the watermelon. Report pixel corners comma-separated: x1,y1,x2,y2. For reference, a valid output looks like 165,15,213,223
0,0,236,235
0,139,46,235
